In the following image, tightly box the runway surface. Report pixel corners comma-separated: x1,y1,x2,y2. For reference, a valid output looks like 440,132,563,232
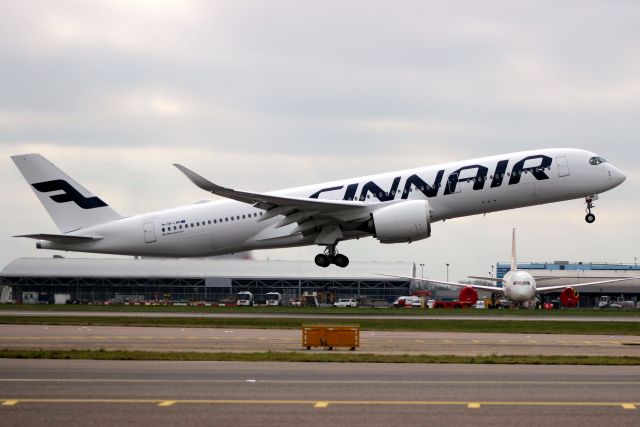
3,309,639,322
0,359,638,426
2,324,640,356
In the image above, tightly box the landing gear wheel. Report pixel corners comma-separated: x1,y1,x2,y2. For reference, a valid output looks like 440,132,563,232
333,254,350,268
584,195,597,224
314,254,331,268
314,244,350,268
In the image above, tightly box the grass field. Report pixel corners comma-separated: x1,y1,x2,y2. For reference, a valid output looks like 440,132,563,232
1,349,638,365
1,304,639,317
2,315,639,335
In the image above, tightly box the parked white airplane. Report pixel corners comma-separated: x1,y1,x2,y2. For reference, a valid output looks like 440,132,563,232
11,149,626,267
381,228,638,307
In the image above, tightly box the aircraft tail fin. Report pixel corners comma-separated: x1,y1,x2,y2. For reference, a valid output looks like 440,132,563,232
511,227,517,272
11,153,124,233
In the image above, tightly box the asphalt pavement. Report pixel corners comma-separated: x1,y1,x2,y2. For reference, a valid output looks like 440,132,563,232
0,359,638,427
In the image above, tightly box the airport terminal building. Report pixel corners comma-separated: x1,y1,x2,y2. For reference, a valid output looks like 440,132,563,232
0,257,413,305
2,257,639,307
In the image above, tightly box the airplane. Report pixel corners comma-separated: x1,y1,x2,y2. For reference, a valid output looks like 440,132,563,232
11,148,626,268
379,228,639,307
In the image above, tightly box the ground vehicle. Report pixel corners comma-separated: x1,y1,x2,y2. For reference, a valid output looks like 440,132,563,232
265,292,282,306
599,295,635,309
473,301,486,309
393,296,421,307
334,298,358,308
236,291,253,306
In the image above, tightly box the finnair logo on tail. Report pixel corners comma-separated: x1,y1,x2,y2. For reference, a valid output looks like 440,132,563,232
32,180,108,209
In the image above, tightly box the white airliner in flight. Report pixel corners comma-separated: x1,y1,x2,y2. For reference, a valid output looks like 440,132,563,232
381,228,638,307
11,149,625,267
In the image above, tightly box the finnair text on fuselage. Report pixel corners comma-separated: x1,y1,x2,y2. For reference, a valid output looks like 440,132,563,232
310,154,553,203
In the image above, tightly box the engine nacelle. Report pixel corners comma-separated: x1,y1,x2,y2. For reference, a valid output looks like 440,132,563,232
370,200,431,244
459,286,478,305
560,287,579,307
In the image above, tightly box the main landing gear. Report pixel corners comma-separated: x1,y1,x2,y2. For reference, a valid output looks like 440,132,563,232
585,195,597,224
314,245,350,268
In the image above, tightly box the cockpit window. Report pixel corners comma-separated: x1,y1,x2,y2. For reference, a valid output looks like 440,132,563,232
589,156,606,165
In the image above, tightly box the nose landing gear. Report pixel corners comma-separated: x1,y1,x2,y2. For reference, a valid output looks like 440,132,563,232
314,245,350,268
585,195,597,223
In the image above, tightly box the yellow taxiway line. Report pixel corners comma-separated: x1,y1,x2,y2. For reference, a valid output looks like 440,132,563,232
1,399,637,410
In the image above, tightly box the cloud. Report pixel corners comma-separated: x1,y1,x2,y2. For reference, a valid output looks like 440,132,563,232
1,0,639,278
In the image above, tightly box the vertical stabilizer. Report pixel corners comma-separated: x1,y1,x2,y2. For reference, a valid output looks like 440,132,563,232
511,227,517,272
11,153,123,233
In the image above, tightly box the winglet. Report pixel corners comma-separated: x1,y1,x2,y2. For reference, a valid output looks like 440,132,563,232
173,164,227,193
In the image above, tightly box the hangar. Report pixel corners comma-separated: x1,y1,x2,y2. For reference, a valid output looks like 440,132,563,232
0,257,413,305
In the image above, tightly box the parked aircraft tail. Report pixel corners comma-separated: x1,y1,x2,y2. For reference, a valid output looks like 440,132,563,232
11,153,123,233
511,227,517,272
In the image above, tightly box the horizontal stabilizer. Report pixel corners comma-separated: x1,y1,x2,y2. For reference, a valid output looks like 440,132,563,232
15,234,103,244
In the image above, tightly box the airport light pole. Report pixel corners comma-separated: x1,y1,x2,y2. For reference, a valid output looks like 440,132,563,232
420,263,425,280
446,263,450,282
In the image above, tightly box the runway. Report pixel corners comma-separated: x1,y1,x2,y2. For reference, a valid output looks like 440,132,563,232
0,359,638,426
2,324,640,356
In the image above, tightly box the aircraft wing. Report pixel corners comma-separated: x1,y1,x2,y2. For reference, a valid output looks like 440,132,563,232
536,276,640,293
468,276,504,283
376,274,504,293
468,275,558,283
174,164,366,212
174,164,375,240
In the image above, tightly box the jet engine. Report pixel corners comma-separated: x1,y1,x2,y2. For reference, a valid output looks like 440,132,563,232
369,200,431,244
459,286,478,305
559,287,579,307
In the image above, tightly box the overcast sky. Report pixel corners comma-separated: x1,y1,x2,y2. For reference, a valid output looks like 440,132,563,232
1,0,639,280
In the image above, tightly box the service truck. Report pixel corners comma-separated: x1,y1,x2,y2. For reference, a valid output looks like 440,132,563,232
265,292,282,306
236,291,254,306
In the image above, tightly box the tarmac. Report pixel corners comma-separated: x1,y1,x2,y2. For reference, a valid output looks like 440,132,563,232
0,359,638,427
2,324,640,356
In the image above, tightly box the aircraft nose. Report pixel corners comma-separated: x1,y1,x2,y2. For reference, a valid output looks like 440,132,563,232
609,165,626,186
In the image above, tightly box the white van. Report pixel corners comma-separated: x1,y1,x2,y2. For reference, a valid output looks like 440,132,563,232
393,296,421,307
334,298,357,308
